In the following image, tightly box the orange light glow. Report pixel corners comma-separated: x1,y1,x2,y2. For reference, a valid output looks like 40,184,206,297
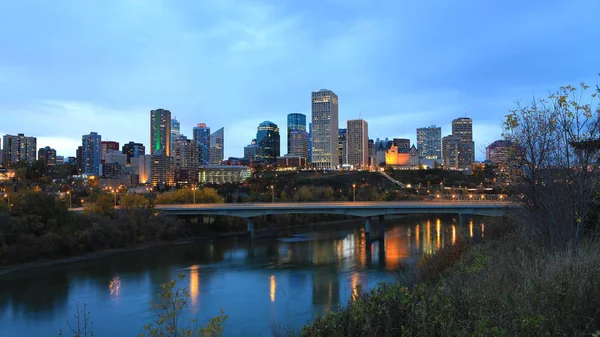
481,223,485,238
469,221,474,238
109,275,121,299
452,225,456,245
415,224,420,249
190,265,200,307
351,273,360,300
270,275,276,303
436,219,441,249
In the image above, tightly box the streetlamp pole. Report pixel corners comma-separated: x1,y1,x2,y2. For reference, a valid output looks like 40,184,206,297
192,185,196,204
67,191,72,209
271,185,274,203
352,184,356,202
111,189,117,208
3,194,9,212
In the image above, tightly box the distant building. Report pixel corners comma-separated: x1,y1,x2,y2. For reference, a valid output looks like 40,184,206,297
417,125,442,160
338,128,347,166
170,117,180,156
104,150,127,166
150,108,171,156
289,130,309,159
56,156,65,166
101,141,119,162
193,123,211,165
210,127,224,165
38,146,57,167
347,120,368,169
452,117,474,169
308,122,312,163
256,121,280,163
375,141,386,166
442,135,462,169
131,155,152,184
2,133,37,167
150,153,175,187
277,155,307,169
244,139,259,161
173,135,200,169
76,146,83,173
287,113,307,155
392,138,411,151
198,165,251,184
122,141,145,164
174,168,199,186
486,140,513,165
385,144,411,166
311,89,339,169
368,139,377,167
82,132,102,176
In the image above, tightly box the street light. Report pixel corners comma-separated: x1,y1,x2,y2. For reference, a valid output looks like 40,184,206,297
110,189,117,207
270,185,274,203
3,194,9,212
352,184,356,202
66,191,72,209
192,185,196,204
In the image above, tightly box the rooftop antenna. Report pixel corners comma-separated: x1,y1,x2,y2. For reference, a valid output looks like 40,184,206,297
464,109,468,117
358,111,362,119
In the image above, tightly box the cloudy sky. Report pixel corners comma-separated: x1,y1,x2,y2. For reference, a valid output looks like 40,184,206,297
1,0,598,160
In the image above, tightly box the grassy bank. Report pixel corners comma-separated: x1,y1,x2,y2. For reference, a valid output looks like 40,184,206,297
297,222,600,336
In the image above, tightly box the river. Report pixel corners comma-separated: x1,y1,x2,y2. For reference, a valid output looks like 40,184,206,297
0,215,484,337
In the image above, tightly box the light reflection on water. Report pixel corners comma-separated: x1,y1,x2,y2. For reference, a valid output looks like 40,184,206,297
0,215,485,337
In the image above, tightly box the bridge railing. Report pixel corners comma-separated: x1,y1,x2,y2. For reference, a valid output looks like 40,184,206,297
425,194,511,202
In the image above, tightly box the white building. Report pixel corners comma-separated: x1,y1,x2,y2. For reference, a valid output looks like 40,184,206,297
311,89,339,169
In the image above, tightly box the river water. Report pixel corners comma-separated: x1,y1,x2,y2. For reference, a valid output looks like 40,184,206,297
0,215,484,337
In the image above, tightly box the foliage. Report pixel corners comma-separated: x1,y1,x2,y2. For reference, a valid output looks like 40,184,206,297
121,194,151,210
155,188,223,204
85,193,116,216
503,82,600,248
141,274,228,337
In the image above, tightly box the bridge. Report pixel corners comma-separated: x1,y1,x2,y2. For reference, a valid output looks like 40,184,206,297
156,201,519,240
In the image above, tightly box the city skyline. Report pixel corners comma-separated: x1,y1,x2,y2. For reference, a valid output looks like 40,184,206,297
0,1,598,160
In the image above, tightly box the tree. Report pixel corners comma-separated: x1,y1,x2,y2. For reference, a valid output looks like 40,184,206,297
503,82,600,248
120,194,150,209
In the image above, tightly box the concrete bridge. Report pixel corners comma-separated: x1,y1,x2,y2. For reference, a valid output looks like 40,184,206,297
156,201,519,240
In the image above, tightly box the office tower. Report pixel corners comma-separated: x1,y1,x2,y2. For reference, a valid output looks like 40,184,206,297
346,120,368,169
442,135,461,169
150,108,171,156
308,123,312,163
193,123,211,165
417,125,442,160
170,117,180,156
2,134,36,167
150,153,175,187
452,117,474,168
287,113,307,155
104,150,127,166
2,134,37,167
368,139,376,167
122,141,146,164
486,140,513,165
82,132,102,175
289,130,309,159
244,139,259,161
76,146,83,173
256,121,280,163
338,128,347,166
38,146,57,167
101,141,119,161
56,156,64,166
311,89,339,169
173,135,200,168
131,155,152,184
209,127,224,165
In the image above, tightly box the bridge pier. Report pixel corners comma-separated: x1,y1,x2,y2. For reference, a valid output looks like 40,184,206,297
247,217,255,239
365,217,372,243
458,213,471,227
267,214,274,235
378,215,385,238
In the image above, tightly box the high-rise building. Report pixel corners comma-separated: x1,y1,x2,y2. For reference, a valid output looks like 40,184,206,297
452,117,474,168
311,89,339,169
82,132,102,176
104,150,127,166
150,108,171,156
150,153,174,187
170,117,180,156
131,155,152,184
122,141,145,164
256,121,280,163
101,141,119,161
338,128,347,166
287,113,307,155
173,135,200,169
2,134,37,167
209,127,224,165
38,146,57,167
193,123,211,165
346,120,368,169
289,130,309,159
442,135,462,169
486,140,513,165
76,146,83,173
417,125,442,160
308,123,312,163
244,139,259,161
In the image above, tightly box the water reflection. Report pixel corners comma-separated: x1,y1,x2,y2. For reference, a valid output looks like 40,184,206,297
0,215,487,337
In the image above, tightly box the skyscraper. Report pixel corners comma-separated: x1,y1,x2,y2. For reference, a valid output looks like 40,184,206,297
287,113,307,154
150,108,171,156
338,128,347,166
209,127,224,165
101,141,119,162
82,132,102,176
2,134,37,167
38,146,57,168
289,130,309,159
244,139,259,161
452,117,474,169
256,121,280,163
170,117,181,156
416,125,442,160
442,135,461,169
311,89,339,169
122,141,146,164
193,123,211,165
347,120,368,169
173,135,200,169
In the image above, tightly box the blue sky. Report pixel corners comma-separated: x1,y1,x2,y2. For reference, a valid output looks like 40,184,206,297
1,0,598,160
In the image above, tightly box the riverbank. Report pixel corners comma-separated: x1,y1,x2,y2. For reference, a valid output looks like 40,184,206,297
294,224,600,336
